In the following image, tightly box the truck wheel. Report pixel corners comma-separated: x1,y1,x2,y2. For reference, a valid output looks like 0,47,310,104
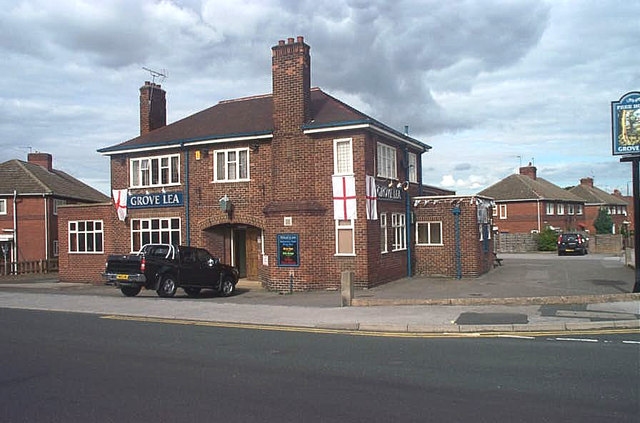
157,276,177,298
120,286,141,297
184,287,201,297
219,276,235,297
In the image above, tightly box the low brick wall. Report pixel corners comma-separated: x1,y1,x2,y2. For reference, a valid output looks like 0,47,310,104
589,234,623,254
497,233,538,253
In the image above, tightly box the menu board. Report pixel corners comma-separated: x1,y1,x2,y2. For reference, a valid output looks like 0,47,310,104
277,233,299,267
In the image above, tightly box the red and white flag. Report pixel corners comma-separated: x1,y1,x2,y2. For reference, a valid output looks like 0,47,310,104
365,175,378,220
112,189,128,221
332,175,357,220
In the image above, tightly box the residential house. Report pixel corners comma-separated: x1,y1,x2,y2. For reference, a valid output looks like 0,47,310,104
0,153,109,273
568,178,628,234
477,165,586,234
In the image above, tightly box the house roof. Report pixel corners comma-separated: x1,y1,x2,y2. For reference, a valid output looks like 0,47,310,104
569,184,628,206
0,159,110,202
477,174,584,202
98,88,430,154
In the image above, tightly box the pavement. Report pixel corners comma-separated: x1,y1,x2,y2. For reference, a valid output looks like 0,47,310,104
0,253,638,334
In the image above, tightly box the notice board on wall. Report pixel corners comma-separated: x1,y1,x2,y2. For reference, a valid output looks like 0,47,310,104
277,233,299,267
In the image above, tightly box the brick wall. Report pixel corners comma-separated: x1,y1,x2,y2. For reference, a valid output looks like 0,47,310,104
58,203,115,283
494,201,586,233
413,198,493,278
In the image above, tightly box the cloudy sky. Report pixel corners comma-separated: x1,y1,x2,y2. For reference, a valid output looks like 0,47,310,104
1,0,638,196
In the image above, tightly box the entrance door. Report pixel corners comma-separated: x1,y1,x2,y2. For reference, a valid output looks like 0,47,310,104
245,227,259,280
232,227,260,280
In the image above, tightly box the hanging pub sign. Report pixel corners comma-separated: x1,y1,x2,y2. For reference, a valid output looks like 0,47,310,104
277,233,300,267
128,191,184,209
612,91,640,156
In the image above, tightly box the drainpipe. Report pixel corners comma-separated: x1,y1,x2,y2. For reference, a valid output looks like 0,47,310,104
12,190,17,274
404,146,412,278
43,195,49,261
183,143,191,246
452,205,462,279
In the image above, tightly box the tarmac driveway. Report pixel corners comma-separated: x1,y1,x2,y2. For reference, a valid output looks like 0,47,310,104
356,252,636,302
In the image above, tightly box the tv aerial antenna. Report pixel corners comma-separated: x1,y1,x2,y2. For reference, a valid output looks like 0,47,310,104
142,67,167,85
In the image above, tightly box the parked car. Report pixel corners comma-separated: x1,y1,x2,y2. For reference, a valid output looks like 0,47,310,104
557,233,589,256
104,244,239,298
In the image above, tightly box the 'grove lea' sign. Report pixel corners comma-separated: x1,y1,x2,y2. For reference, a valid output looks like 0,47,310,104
128,192,184,209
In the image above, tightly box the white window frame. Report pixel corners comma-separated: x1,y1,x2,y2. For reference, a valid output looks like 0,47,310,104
53,240,59,257
391,213,406,251
576,204,583,215
333,138,353,175
335,219,355,256
546,202,554,215
380,213,388,254
0,199,6,215
556,203,565,215
567,204,575,215
68,220,104,254
130,154,180,188
416,221,443,246
214,148,250,182
131,217,181,253
408,152,417,183
499,204,507,220
377,143,397,179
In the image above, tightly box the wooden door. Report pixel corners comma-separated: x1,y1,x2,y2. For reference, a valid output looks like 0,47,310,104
246,227,260,280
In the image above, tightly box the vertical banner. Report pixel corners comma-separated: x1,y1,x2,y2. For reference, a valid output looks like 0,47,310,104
112,189,128,221
332,175,357,220
365,175,378,220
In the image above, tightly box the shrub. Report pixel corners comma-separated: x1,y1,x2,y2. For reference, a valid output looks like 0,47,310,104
537,227,558,251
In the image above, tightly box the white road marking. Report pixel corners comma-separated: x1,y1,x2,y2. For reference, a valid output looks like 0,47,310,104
555,337,599,343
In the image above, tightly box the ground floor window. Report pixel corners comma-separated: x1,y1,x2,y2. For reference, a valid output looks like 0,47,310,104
131,217,181,252
68,220,104,253
416,221,442,245
335,219,355,255
380,213,388,253
392,213,406,251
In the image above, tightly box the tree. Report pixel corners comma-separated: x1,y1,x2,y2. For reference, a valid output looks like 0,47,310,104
593,207,614,234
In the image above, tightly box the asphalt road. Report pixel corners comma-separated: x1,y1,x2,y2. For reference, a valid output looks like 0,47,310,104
1,308,638,422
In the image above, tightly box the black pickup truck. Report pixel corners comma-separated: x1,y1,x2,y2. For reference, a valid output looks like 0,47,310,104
104,244,239,298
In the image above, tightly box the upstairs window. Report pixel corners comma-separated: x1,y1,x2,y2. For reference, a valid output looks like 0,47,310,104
130,154,180,188
334,138,353,175
567,204,575,215
546,203,554,215
0,199,6,215
214,148,249,182
576,204,583,215
377,143,397,179
392,213,406,251
499,204,507,219
556,203,565,215
408,152,418,183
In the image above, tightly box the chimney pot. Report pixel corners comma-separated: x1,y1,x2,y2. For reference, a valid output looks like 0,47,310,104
296,36,304,43
287,37,294,44
278,40,285,46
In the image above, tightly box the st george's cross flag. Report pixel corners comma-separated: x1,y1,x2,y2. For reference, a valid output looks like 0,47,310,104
365,175,378,220
332,175,357,220
112,189,128,221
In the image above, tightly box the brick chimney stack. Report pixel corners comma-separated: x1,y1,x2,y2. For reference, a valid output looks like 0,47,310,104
519,163,537,180
271,36,311,134
28,152,53,171
580,177,594,187
140,81,166,135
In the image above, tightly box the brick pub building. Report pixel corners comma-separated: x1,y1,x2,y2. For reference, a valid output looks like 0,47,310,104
59,37,493,288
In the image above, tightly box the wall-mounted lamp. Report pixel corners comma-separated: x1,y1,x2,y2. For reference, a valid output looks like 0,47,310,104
388,179,395,188
396,181,410,191
249,143,260,152
219,194,233,216
195,150,209,160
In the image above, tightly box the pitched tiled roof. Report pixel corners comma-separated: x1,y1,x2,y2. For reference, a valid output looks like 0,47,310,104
478,174,584,202
98,88,429,154
0,159,109,202
569,184,628,206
